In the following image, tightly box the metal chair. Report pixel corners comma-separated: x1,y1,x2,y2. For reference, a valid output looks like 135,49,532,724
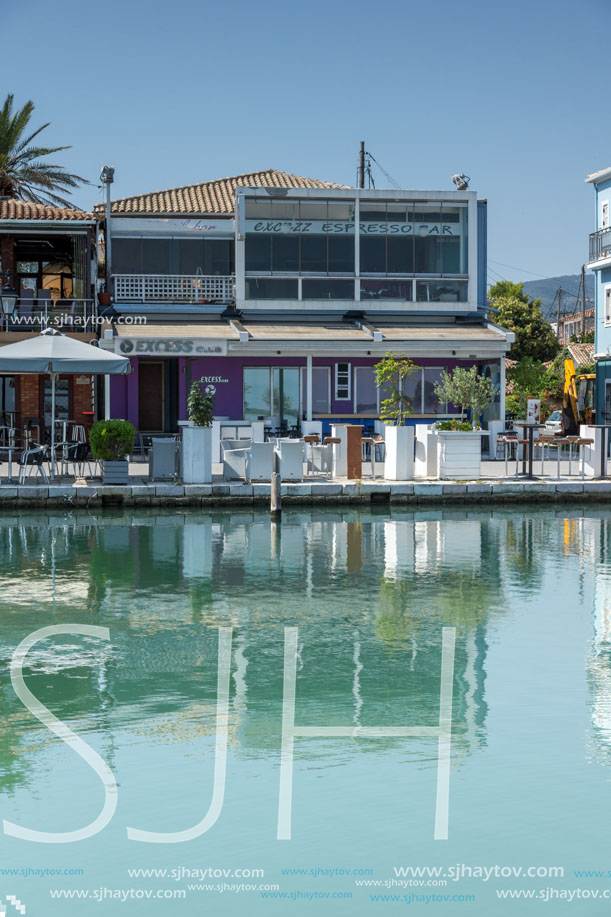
18,445,49,484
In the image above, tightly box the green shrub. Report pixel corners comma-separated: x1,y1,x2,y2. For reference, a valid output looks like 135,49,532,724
89,419,136,461
187,381,215,427
435,419,474,432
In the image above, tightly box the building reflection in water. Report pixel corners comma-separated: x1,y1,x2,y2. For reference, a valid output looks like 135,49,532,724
0,509,503,795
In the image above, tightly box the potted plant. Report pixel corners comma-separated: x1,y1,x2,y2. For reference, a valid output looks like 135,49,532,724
89,419,136,485
374,353,419,480
431,367,493,480
182,380,215,484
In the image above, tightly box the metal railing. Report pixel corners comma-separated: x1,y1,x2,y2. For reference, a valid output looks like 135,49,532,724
589,227,611,263
113,274,235,303
2,299,98,333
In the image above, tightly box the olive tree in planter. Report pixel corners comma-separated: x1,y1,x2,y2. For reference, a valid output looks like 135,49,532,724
89,419,136,485
182,381,214,484
432,367,493,480
374,353,419,480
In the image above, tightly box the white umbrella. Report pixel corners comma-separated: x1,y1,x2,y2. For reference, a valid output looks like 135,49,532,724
0,328,130,478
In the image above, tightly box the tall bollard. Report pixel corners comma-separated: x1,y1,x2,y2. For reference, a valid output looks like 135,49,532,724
271,449,282,516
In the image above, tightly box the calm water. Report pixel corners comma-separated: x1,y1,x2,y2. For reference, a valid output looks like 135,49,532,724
0,506,610,915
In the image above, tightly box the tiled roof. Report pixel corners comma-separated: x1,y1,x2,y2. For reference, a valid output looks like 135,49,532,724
0,200,93,221
567,342,594,366
94,169,350,216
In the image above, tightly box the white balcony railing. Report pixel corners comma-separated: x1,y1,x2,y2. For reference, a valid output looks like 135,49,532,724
113,274,235,304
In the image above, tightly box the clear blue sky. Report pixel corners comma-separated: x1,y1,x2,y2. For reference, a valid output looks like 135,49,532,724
3,0,609,286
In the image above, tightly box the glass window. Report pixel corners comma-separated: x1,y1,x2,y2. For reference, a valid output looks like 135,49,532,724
404,371,421,413
245,278,298,299
272,368,300,426
423,368,446,414
416,280,467,302
327,234,354,272
300,367,330,414
205,239,233,275
243,368,271,421
177,239,204,274
414,235,441,274
386,235,414,273
112,238,141,274
16,261,38,274
360,235,386,273
299,234,327,272
360,279,413,300
141,239,170,274
355,367,378,413
302,279,354,299
0,377,15,414
272,234,299,272
245,234,272,272
335,362,351,400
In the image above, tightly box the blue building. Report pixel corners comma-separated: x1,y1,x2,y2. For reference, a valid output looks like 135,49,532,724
586,167,611,420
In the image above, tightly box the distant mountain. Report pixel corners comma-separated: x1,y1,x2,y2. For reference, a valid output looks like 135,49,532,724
522,274,595,320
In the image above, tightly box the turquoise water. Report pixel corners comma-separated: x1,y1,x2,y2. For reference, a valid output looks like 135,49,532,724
0,507,610,914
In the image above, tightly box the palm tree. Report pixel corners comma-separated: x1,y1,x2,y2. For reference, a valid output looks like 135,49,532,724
0,93,88,207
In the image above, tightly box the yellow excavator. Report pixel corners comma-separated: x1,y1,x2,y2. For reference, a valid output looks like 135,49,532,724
562,358,595,434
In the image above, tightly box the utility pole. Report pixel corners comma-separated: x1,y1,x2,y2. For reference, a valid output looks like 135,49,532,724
556,287,562,344
358,141,365,189
581,264,587,337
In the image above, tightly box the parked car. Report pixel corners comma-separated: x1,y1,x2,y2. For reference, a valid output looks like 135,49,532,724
544,410,562,434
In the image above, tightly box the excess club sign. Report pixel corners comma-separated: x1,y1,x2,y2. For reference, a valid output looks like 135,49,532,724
116,338,227,356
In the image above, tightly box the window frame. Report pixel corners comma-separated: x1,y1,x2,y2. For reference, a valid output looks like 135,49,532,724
335,362,352,401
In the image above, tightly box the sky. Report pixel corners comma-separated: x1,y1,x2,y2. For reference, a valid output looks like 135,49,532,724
2,0,609,287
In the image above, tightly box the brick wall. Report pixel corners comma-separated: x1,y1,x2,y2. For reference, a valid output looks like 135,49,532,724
0,238,15,282
16,374,94,431
19,375,40,423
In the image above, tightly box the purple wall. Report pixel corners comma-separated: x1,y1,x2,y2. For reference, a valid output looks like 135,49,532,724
109,354,484,430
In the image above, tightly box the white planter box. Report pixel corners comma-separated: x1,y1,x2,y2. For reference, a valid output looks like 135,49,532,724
384,425,414,480
182,426,212,484
436,431,488,480
414,424,439,478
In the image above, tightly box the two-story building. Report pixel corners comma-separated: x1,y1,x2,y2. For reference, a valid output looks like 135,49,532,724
98,169,513,435
0,200,99,438
587,167,611,421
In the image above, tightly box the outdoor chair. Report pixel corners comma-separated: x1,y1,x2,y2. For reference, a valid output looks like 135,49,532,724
18,445,49,484
64,441,98,478
275,440,304,480
310,443,332,475
247,442,275,481
223,445,249,480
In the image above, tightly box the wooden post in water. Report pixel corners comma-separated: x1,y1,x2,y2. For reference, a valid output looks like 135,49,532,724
271,448,281,516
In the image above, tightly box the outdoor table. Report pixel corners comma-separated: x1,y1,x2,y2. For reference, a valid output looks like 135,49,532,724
514,422,540,479
585,425,611,479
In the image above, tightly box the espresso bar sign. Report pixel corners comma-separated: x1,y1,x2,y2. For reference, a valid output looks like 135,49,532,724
245,219,460,236
116,338,227,356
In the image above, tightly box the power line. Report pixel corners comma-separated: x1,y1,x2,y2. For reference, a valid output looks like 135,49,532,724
367,152,401,190
488,259,552,278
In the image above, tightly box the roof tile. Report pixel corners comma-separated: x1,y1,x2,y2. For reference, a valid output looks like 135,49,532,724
94,168,350,216
0,200,93,221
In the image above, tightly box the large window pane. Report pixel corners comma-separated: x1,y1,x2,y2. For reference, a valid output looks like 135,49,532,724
205,239,233,275
177,238,204,274
243,368,271,421
423,368,446,414
245,234,272,271
272,368,300,426
416,280,467,302
113,238,141,274
360,236,386,273
441,236,460,274
245,278,298,299
300,234,327,272
302,278,354,299
272,234,299,272
300,367,330,413
141,239,170,274
414,235,441,274
404,371,421,413
355,367,378,413
387,235,414,273
360,279,412,300
327,234,354,272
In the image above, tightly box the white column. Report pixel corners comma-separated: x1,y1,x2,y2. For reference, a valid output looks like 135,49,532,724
306,353,313,422
499,356,506,422
104,375,111,420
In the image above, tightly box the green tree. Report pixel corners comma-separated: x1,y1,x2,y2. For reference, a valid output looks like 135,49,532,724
373,353,419,424
434,365,493,425
0,93,88,206
187,381,215,426
488,281,559,362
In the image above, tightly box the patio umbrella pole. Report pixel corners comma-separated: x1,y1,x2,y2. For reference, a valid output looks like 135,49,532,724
50,372,56,480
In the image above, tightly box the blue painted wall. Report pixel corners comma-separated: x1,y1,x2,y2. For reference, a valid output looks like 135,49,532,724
477,200,487,310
